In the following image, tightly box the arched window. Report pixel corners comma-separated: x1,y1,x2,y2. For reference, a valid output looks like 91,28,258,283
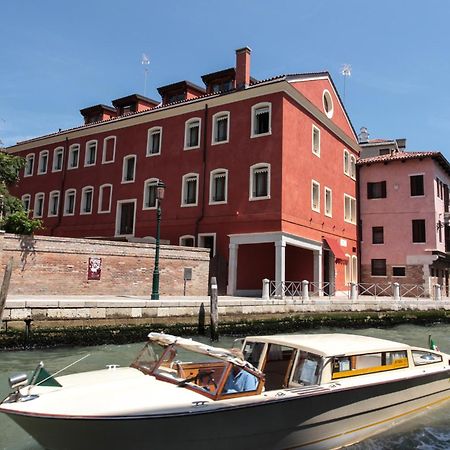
80,186,94,214
146,127,162,156
184,118,201,149
209,168,228,204
143,178,159,209
38,150,49,175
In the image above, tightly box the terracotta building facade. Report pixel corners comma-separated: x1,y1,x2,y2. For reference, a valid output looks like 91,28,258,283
8,48,359,296
358,136,450,294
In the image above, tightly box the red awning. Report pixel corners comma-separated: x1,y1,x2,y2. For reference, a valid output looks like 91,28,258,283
324,238,348,263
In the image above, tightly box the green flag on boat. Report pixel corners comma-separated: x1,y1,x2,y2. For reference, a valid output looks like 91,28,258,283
31,362,62,387
428,335,439,352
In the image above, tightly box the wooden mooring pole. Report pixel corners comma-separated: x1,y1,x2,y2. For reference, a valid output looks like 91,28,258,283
210,277,219,341
0,257,13,329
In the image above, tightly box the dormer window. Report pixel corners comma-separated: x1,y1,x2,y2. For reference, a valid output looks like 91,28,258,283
168,93,185,103
212,80,233,93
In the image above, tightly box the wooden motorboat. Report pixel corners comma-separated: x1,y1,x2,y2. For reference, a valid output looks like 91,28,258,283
1,332,449,449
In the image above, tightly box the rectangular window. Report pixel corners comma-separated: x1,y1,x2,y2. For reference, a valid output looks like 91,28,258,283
371,259,386,276
254,106,270,135
103,136,116,163
412,219,426,243
85,142,97,166
144,181,157,209
211,171,227,203
410,175,424,196
367,181,386,199
48,192,60,217
53,148,63,172
324,187,332,217
392,266,406,277
147,129,161,155
24,155,34,177
372,226,384,244
81,189,93,214
38,152,48,174
311,181,320,212
343,150,349,175
64,191,76,215
22,195,31,212
123,156,136,182
344,194,356,224
251,165,270,199
185,120,200,149
98,185,112,213
183,176,198,205
33,193,45,218
213,114,229,143
68,145,79,169
312,126,320,156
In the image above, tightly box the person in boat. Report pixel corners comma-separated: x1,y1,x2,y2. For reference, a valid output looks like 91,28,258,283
197,370,216,392
224,349,259,393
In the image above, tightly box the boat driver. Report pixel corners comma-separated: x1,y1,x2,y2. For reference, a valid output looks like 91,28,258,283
224,349,259,393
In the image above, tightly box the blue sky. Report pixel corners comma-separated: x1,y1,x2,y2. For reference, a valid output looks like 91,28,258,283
1,0,450,158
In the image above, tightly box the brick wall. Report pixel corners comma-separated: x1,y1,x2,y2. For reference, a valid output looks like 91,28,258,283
0,233,209,296
360,264,425,287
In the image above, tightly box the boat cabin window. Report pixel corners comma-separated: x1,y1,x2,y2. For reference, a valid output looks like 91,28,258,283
262,344,296,390
291,351,322,386
412,350,442,366
243,341,265,368
332,351,408,379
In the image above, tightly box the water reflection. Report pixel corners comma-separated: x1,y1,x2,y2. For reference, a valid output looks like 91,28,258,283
0,324,449,450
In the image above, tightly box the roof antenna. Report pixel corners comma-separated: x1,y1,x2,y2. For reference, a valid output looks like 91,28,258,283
141,53,150,96
340,64,351,102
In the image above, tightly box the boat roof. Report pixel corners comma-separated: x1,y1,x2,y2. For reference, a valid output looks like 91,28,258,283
147,332,262,374
245,334,410,358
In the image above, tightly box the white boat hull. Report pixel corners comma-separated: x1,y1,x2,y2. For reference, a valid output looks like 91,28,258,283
4,370,450,450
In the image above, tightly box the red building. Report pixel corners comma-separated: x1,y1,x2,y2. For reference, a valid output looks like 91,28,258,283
8,48,359,295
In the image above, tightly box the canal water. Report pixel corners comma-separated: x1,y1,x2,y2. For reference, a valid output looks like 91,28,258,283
0,324,449,450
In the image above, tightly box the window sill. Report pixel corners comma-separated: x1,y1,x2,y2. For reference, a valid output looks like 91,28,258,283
181,203,198,208
311,207,320,213
84,163,96,167
250,131,272,139
209,200,227,205
52,168,62,173
63,213,75,217
146,152,161,157
24,174,33,177
344,219,357,225
371,275,388,278
410,195,425,198
325,212,332,218
67,166,79,170
183,145,200,151
102,159,115,164
37,172,47,176
80,211,93,215
121,180,135,184
143,206,157,211
249,195,271,201
211,139,229,146
98,209,111,214
47,213,58,218
312,151,320,158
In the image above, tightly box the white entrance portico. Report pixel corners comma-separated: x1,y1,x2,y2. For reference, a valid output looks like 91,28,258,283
227,231,323,296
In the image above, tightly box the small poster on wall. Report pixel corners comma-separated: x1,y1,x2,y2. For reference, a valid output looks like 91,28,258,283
88,257,102,280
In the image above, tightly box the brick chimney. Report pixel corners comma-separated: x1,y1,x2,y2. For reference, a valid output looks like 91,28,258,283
235,47,251,89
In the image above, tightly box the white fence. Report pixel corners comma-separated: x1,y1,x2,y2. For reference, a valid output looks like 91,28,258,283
264,279,441,301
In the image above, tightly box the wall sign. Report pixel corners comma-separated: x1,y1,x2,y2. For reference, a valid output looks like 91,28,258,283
88,257,102,280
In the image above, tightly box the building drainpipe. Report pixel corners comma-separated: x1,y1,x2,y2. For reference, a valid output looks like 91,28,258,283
356,162,361,283
53,136,69,235
194,104,208,239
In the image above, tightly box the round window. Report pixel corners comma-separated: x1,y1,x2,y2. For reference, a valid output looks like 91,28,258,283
322,90,334,118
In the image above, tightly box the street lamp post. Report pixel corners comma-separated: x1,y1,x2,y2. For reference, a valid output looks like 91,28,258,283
151,181,166,300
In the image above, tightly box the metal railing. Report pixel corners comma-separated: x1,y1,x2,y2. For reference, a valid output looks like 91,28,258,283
264,279,438,301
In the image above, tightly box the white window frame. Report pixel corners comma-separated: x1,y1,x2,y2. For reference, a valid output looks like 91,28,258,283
179,235,196,246
181,173,199,207
324,186,332,217
98,183,113,214
102,136,116,164
312,125,320,157
344,194,357,224
251,102,272,138
68,144,80,170
350,155,356,180
21,194,31,212
146,126,162,156
48,190,60,217
209,168,228,205
52,147,64,172
33,192,45,218
249,163,271,201
184,118,201,150
122,155,137,183
311,180,320,212
64,189,77,216
211,111,230,145
37,150,49,175
84,140,98,167
24,154,34,177
322,89,334,119
80,186,94,215
343,149,350,175
115,199,137,237
143,178,159,210
198,233,216,256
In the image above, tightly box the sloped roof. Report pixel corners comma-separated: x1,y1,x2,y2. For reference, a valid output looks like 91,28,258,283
358,151,450,175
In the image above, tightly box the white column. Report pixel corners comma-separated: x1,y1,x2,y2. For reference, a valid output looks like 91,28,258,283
275,240,286,296
313,249,323,295
227,243,238,296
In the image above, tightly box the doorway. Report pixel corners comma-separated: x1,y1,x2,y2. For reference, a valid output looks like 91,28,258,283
116,200,136,236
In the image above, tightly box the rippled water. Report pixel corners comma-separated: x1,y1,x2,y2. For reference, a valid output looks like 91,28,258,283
0,324,449,450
